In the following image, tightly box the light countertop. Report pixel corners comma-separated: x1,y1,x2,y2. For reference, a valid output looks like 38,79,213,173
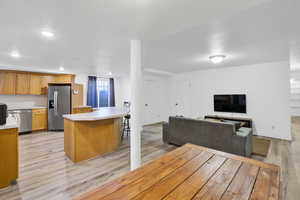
0,116,19,130
63,107,126,121
8,105,47,111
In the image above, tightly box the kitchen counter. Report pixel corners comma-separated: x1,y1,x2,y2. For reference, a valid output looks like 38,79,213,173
0,119,18,189
63,107,126,121
63,107,125,163
0,116,18,130
8,105,47,111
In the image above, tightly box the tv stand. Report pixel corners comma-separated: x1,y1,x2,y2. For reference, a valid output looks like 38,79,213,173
204,115,252,128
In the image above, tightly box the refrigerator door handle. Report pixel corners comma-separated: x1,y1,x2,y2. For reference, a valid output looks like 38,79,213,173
54,90,58,116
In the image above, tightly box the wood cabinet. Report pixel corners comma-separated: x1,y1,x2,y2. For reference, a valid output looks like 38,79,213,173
64,118,121,163
16,73,30,95
55,75,74,84
29,74,42,95
72,106,92,114
0,70,75,95
0,128,18,189
32,108,48,131
41,75,55,95
0,72,16,95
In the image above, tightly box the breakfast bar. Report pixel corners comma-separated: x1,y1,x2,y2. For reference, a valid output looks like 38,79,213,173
63,107,126,163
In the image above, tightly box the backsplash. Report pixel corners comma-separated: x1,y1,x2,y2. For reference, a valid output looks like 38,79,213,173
0,95,47,109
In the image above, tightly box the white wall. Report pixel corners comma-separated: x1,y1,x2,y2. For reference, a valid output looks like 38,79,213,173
143,75,169,124
290,71,300,116
167,61,291,140
114,73,170,125
0,95,47,109
115,76,131,108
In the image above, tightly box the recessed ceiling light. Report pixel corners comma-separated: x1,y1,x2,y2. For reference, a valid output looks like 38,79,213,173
209,55,226,64
41,30,54,38
59,66,64,71
10,50,21,58
108,72,112,76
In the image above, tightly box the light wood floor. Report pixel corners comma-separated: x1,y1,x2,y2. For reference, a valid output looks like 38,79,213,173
259,117,300,200
0,120,299,200
0,125,175,200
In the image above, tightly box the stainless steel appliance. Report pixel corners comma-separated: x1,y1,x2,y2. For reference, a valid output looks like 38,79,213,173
48,84,71,131
0,103,7,125
8,109,32,133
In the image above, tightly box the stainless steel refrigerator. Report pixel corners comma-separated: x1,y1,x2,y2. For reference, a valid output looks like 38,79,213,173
48,84,71,131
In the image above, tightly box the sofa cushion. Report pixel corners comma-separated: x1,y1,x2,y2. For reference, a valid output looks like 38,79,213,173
223,120,242,130
236,127,252,137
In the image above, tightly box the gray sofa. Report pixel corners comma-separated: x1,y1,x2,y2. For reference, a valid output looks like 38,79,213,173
163,116,252,157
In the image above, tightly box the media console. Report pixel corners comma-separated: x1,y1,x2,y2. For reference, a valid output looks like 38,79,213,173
204,115,252,128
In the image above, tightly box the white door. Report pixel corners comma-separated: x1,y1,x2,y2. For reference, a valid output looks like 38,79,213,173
170,80,191,117
143,80,161,125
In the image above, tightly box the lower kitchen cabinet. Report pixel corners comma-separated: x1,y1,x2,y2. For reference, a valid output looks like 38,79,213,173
32,108,48,131
0,128,18,189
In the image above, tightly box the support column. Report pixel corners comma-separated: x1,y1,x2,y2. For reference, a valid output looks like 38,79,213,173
130,40,142,170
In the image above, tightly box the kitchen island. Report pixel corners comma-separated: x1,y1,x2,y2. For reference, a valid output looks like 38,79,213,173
63,107,126,163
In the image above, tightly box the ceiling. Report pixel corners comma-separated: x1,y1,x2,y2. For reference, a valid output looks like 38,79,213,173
0,0,298,75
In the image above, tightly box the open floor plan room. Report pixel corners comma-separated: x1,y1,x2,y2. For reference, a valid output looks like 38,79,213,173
1,0,300,199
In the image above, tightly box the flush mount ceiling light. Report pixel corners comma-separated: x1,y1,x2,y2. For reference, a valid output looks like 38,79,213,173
41,30,54,38
209,55,226,64
59,66,64,71
10,50,21,58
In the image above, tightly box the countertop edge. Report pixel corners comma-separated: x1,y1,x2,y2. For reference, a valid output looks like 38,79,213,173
63,114,126,121
0,124,19,130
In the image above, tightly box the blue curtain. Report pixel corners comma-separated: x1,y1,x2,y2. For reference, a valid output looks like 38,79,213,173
87,76,98,108
99,90,109,107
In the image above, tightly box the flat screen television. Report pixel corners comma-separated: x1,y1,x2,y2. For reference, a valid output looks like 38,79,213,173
214,94,246,113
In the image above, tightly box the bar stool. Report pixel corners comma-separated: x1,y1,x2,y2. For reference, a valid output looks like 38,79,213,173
121,114,130,141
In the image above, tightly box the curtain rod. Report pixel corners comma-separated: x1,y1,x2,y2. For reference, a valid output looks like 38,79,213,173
87,76,112,79
97,76,114,79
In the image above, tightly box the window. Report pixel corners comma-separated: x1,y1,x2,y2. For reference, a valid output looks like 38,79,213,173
96,78,110,107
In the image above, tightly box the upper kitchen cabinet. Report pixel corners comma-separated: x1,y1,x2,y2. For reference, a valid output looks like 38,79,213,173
41,75,55,94
0,72,16,95
55,75,74,84
15,73,30,95
0,70,76,96
29,74,43,95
